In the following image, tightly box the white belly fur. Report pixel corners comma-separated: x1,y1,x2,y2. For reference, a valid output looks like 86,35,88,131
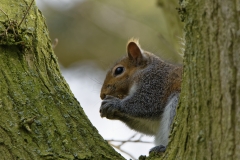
154,93,179,146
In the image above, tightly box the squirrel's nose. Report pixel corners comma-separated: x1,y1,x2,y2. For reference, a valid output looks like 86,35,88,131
100,93,106,99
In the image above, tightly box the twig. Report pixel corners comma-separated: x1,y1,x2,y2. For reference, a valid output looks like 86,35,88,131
0,7,18,37
107,133,152,160
18,0,34,27
52,38,59,49
109,142,136,160
107,133,151,144
107,139,152,144
0,7,9,21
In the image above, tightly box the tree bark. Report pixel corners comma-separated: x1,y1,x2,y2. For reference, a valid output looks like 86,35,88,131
0,0,124,159
147,0,240,159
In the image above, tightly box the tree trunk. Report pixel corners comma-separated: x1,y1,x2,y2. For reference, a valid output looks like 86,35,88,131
147,0,240,159
0,0,124,159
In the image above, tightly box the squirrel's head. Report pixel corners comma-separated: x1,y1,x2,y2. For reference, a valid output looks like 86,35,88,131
100,39,148,100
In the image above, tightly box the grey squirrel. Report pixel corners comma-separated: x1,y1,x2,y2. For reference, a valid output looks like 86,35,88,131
99,39,182,153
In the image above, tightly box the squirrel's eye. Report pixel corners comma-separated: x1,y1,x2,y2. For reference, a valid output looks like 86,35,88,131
114,67,124,75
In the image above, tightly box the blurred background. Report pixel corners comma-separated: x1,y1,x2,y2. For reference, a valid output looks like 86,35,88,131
36,0,183,159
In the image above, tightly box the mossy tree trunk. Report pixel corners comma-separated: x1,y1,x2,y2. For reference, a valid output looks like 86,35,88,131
148,0,240,159
0,0,123,159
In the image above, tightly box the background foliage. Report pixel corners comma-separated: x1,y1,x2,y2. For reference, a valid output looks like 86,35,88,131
37,0,183,68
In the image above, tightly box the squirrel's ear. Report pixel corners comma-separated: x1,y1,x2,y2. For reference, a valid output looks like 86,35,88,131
127,39,144,62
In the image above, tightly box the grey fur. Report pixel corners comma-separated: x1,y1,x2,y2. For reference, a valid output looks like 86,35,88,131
100,51,181,153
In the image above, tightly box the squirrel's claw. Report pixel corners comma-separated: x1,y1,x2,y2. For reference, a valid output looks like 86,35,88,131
100,96,121,119
149,145,166,154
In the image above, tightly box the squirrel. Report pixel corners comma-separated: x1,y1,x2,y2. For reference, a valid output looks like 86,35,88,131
99,39,182,153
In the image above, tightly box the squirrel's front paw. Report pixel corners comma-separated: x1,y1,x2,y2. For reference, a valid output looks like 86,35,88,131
100,95,121,119
149,145,166,154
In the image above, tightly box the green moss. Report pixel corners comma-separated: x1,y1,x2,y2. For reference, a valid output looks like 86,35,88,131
0,1,124,159
0,20,33,49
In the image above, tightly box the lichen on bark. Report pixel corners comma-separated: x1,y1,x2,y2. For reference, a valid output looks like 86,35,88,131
0,0,124,159
146,0,240,159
